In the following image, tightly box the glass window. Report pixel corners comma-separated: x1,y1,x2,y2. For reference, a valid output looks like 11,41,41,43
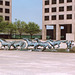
59,0,64,3
52,7,56,12
5,16,9,21
0,1,3,5
45,0,49,5
45,16,49,21
52,0,57,4
67,6,72,11
67,14,72,19
0,8,3,13
51,15,56,20
5,1,10,6
67,0,72,2
5,9,10,13
45,8,49,13
59,15,64,20
59,7,64,12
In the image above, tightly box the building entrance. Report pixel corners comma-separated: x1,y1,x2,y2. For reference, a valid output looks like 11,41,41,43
60,24,72,40
46,24,72,40
46,25,56,40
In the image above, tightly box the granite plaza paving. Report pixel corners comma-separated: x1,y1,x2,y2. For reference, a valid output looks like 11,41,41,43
0,51,75,75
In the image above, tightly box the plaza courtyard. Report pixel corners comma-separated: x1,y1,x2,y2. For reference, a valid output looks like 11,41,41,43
0,50,75,75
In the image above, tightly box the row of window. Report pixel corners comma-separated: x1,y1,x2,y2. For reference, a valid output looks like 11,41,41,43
0,16,10,21
0,8,10,13
0,1,10,6
45,6,72,13
45,14,72,21
45,0,72,5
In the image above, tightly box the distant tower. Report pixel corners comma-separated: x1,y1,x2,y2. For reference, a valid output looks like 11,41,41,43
0,0,12,22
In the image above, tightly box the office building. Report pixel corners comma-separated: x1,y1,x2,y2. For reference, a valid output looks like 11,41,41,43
42,0,75,40
0,0,12,22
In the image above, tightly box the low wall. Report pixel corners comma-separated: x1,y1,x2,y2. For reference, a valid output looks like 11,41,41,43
66,33,74,41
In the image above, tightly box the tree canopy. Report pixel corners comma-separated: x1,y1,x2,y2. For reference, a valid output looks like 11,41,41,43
25,22,41,38
14,20,27,38
0,19,41,39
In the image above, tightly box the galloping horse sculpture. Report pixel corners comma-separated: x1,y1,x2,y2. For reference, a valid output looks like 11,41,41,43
23,38,51,51
46,40,62,49
35,38,61,49
0,39,15,50
34,38,51,51
12,41,26,50
34,38,41,43
63,40,74,49
23,38,38,50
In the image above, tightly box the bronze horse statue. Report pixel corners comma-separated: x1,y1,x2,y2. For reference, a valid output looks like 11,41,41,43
23,38,51,51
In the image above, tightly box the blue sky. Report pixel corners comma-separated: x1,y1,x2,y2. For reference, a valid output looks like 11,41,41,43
12,0,42,29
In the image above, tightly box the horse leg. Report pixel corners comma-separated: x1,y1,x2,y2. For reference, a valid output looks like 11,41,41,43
57,44,60,48
8,46,10,50
4,46,6,50
34,45,38,50
21,43,26,50
48,45,51,49
42,46,46,51
13,44,17,50
53,46,55,49
26,45,29,50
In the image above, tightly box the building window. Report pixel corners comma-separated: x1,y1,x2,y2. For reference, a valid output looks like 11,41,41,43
52,7,56,12
45,0,49,5
67,14,72,19
45,8,49,13
51,15,56,20
5,16,9,21
67,6,72,11
59,15,64,20
45,16,49,21
5,9,10,13
59,7,64,12
0,1,3,5
5,1,10,6
0,8,3,13
59,0,64,3
67,0,72,2
52,0,56,4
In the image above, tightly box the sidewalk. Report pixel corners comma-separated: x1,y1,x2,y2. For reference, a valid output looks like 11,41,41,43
0,51,75,75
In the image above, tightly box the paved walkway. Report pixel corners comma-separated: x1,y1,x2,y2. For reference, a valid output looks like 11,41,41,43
0,51,75,75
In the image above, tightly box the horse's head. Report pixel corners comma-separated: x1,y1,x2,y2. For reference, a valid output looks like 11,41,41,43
34,38,38,41
70,40,74,42
28,39,32,42
0,38,5,42
61,40,68,43
46,40,51,43
23,38,31,43
23,38,27,40
49,39,53,42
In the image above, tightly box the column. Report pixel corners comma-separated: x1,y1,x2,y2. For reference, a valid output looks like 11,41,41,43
72,24,75,41
42,25,46,40
53,25,56,40
56,25,61,40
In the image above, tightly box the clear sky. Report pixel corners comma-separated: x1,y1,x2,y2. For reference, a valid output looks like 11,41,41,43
12,0,42,29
